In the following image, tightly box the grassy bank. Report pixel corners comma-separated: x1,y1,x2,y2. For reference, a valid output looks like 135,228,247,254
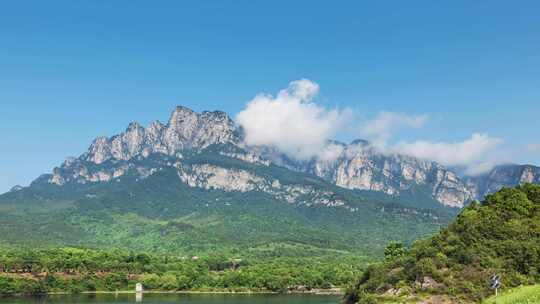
484,285,540,304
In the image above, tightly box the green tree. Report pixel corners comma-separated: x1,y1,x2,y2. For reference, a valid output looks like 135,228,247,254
384,241,406,261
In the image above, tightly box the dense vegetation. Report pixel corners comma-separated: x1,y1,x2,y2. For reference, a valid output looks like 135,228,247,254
0,247,367,295
0,147,459,297
344,184,540,303
0,151,451,258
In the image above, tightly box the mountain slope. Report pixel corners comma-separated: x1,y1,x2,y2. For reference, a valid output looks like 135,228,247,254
41,107,539,209
465,164,540,199
260,141,473,208
0,149,447,256
2,106,539,257
344,184,540,303
35,106,476,208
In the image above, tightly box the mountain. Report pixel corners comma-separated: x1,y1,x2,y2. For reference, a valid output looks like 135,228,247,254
1,106,538,256
464,164,540,199
39,106,539,208
81,107,238,165
262,141,472,208
0,106,451,256
344,183,540,303
0,145,447,256
46,106,474,208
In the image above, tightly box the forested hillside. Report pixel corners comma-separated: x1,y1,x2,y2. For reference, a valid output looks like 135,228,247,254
344,184,540,303
0,155,448,257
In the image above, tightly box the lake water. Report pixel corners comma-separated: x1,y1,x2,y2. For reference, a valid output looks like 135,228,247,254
0,294,340,304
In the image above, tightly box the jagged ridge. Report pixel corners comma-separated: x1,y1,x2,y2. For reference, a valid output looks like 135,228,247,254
29,106,540,209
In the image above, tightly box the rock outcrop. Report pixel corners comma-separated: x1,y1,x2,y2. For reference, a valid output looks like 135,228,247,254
84,106,237,165
40,105,539,209
464,164,540,199
249,142,472,208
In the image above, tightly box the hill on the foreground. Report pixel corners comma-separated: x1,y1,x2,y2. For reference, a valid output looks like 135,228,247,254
344,184,540,303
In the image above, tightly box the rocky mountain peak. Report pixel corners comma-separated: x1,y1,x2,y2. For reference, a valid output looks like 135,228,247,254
349,139,370,146
314,142,471,207
86,137,111,164
201,110,229,120
82,106,238,165
464,164,540,199
147,120,165,133
168,106,197,128
172,105,195,114
126,121,143,130
41,105,539,209
9,185,24,192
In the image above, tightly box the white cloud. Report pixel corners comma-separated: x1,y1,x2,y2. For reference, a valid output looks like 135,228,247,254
465,161,499,176
392,133,503,172
236,79,350,160
360,114,503,174
318,143,345,162
360,111,428,148
237,79,504,173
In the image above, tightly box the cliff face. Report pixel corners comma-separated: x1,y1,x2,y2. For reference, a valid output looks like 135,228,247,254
464,164,540,199
38,106,537,209
84,106,238,165
256,142,473,208
310,145,471,208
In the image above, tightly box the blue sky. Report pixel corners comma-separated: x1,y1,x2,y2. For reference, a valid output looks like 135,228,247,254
1,1,539,192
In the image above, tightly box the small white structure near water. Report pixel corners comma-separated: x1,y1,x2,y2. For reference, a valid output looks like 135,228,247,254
135,282,144,293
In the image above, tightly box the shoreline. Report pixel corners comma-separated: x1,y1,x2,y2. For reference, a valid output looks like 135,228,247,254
42,289,343,296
